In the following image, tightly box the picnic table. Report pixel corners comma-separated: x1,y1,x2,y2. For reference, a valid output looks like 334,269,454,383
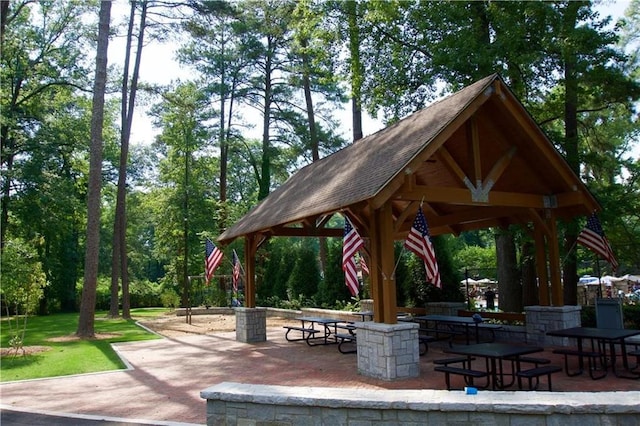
546,327,640,380
412,314,502,345
440,343,547,390
283,317,348,347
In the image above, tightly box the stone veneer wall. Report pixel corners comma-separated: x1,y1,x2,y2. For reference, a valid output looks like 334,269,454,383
525,305,581,346
201,382,640,426
425,302,466,316
235,307,266,343
356,321,420,380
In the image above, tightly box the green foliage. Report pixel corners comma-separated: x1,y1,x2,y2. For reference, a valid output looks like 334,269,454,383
454,245,497,278
160,288,180,309
4,0,639,318
1,238,48,316
317,238,352,306
286,240,320,299
1,238,49,356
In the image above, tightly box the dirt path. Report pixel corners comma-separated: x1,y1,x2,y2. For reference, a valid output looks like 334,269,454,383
137,312,292,338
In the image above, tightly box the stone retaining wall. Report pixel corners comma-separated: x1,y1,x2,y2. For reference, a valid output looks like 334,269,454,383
201,382,640,426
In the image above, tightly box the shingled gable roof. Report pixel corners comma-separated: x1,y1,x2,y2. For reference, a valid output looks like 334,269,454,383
218,74,599,244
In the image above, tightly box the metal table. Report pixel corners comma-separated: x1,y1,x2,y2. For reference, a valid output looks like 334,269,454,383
413,314,502,345
546,327,640,379
445,343,544,390
294,317,345,346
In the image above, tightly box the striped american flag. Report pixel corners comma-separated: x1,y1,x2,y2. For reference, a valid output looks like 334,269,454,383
205,238,223,284
577,214,618,271
343,217,364,296
404,206,441,288
232,249,241,293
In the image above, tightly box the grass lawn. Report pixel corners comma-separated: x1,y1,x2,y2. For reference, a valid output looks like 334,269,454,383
0,308,167,382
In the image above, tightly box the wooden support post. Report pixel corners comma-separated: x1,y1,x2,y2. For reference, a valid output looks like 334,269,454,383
546,215,563,306
244,234,257,308
533,227,550,306
379,202,397,324
368,209,384,323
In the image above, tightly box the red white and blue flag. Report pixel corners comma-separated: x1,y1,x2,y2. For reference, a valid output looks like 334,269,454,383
205,238,223,284
343,217,364,296
405,206,441,288
577,214,618,270
232,249,241,293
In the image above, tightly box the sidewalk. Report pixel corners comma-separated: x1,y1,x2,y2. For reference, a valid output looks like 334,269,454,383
1,327,638,425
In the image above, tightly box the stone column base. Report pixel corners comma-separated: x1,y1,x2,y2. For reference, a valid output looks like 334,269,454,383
356,321,420,380
525,305,581,346
235,307,266,343
425,302,466,316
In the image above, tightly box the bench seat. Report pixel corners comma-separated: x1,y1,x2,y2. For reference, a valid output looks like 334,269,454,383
516,365,562,391
552,348,606,380
433,356,475,367
418,335,436,356
283,326,319,342
434,365,488,390
335,333,356,354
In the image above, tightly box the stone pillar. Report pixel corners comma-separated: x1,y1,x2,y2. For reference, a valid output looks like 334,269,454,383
525,305,581,346
356,321,419,380
235,307,267,343
360,299,374,316
425,302,466,316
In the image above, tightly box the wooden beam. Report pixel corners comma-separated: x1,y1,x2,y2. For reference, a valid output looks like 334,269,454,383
470,117,482,184
533,226,550,306
371,87,494,210
529,209,552,306
483,146,517,189
378,202,397,324
271,227,343,238
399,186,550,208
546,212,563,306
394,201,420,233
368,204,384,323
243,234,259,308
494,85,593,195
436,147,468,183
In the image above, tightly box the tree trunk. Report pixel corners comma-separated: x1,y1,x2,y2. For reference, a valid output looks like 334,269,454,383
521,240,538,307
561,2,581,306
77,0,111,338
346,0,363,142
258,38,274,201
495,229,521,313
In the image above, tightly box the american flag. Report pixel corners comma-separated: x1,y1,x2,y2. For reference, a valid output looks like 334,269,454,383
404,206,441,288
343,217,364,296
359,252,369,275
205,238,223,284
577,214,618,270
232,249,241,293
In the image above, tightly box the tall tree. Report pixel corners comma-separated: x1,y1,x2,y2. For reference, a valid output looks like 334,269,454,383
77,0,111,338
179,0,251,232
148,82,215,307
0,1,93,249
110,0,149,319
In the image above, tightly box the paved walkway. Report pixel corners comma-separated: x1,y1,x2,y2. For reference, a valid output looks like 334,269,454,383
1,326,639,425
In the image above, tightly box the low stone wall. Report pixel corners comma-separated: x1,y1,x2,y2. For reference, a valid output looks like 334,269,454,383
201,382,640,426
493,324,527,343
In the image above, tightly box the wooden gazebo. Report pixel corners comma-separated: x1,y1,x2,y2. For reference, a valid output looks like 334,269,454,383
219,74,599,324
